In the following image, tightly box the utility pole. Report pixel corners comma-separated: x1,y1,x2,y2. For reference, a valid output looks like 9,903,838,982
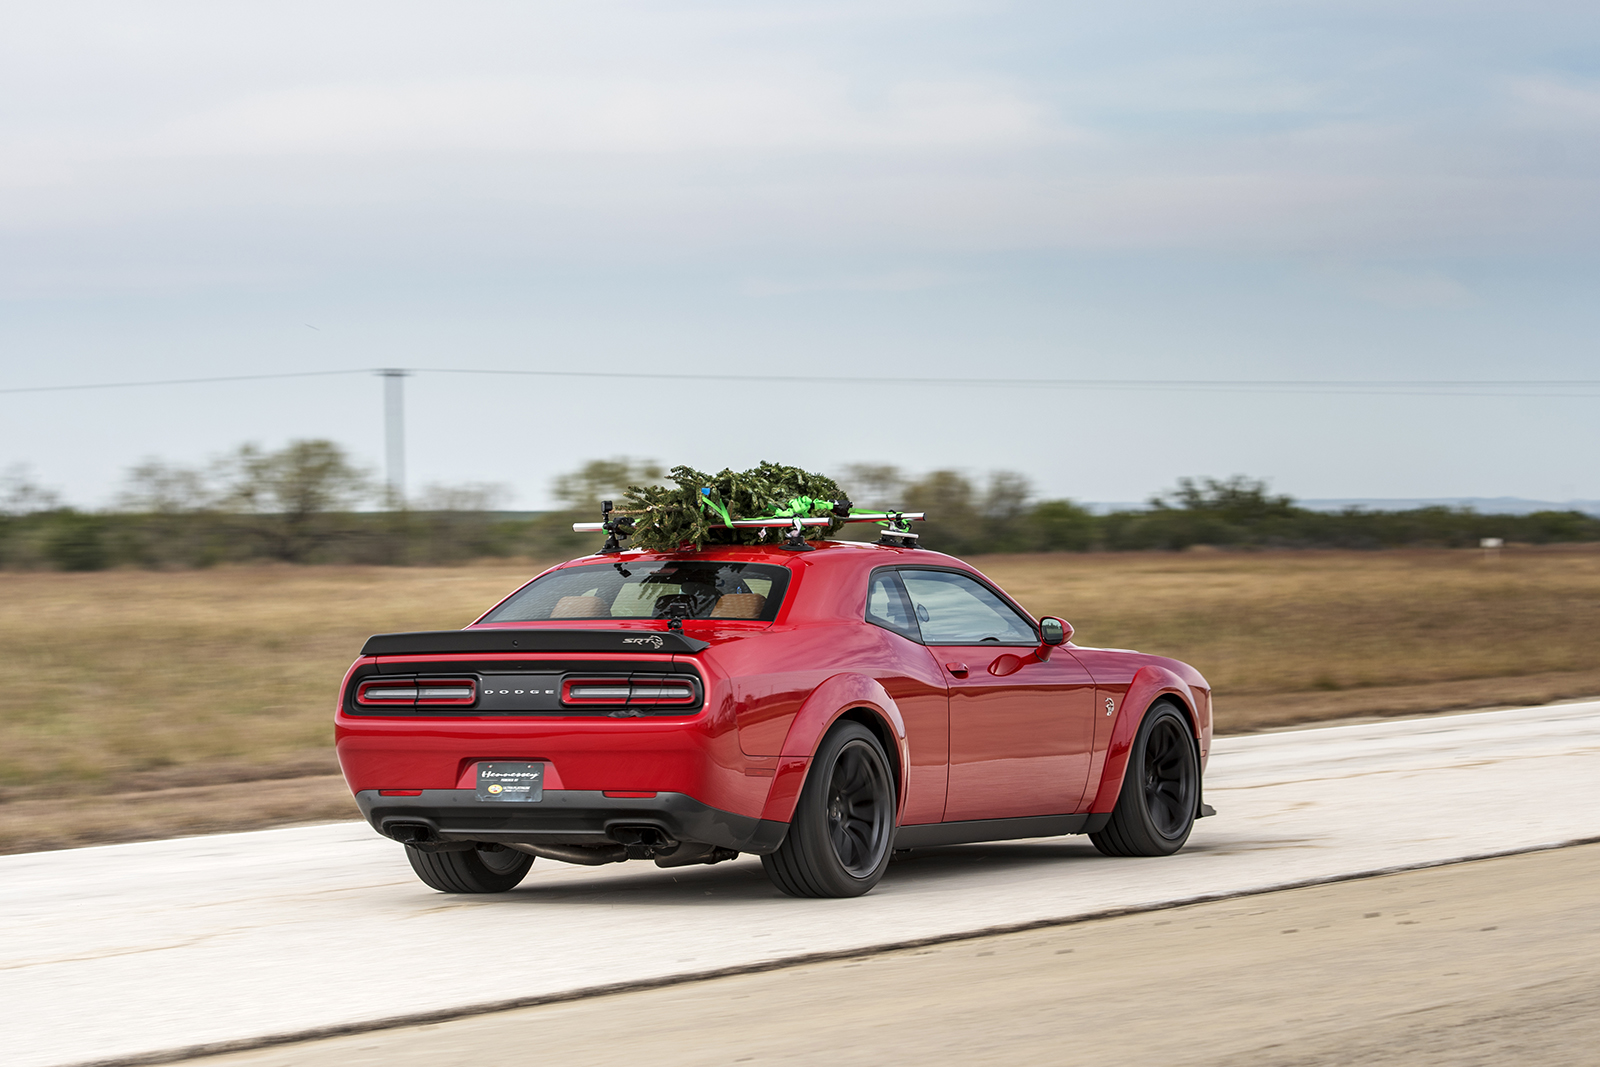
379,369,408,509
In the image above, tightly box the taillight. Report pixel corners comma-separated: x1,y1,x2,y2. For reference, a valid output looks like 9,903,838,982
417,682,476,704
564,682,633,702
356,677,476,707
562,675,699,707
356,681,415,704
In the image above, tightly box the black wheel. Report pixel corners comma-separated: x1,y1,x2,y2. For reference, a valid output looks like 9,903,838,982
1091,701,1199,857
405,843,534,893
763,722,896,898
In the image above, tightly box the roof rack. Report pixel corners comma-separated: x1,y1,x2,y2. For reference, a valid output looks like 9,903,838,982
574,501,926,552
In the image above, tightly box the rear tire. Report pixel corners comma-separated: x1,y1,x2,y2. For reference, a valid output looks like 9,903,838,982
763,722,896,898
405,843,534,893
1091,701,1199,857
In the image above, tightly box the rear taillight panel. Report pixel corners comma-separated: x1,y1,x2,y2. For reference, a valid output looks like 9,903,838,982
562,674,701,708
345,668,702,716
355,677,477,708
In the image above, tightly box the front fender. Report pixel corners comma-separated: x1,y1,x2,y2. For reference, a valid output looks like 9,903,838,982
759,674,909,824
1087,664,1202,813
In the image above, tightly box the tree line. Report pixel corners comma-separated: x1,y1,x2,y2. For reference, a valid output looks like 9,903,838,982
2,445,1597,571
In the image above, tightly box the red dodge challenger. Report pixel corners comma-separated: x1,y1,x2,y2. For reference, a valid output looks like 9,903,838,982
336,540,1213,898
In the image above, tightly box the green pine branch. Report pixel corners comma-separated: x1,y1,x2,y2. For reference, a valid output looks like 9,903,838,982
620,462,848,552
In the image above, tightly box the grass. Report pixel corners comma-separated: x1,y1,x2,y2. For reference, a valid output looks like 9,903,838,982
0,563,550,792
981,545,1600,703
3,545,1598,852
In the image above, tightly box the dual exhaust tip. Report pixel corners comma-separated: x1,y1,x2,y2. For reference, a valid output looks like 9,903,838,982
382,821,736,868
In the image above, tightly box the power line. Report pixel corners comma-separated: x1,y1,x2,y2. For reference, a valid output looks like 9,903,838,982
4,366,1600,397
417,368,1600,397
0,369,368,395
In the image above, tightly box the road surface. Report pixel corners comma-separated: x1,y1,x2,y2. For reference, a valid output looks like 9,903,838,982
2,701,1597,1067
198,843,1600,1067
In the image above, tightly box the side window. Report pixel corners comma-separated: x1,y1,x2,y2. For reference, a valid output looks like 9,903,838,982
898,570,1038,646
865,569,921,642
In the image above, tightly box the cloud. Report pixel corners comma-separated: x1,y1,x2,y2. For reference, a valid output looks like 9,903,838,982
0,0,1597,283
133,75,1060,160
740,267,962,296
1341,266,1472,308
1507,76,1600,129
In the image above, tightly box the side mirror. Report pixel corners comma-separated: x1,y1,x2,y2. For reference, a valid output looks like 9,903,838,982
1039,616,1073,645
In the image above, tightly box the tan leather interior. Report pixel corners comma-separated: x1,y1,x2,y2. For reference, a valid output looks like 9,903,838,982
550,595,607,618
711,593,767,619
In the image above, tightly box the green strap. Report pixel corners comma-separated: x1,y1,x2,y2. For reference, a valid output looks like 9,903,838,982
697,488,734,526
698,492,852,525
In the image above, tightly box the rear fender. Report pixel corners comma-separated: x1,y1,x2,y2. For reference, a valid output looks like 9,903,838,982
759,674,909,824
333,656,378,792
1088,665,1200,813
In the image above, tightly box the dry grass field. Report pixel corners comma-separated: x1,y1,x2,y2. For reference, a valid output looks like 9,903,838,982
3,545,1598,853
980,545,1600,723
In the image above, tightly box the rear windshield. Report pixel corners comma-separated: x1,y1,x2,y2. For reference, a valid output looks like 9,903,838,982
480,561,791,624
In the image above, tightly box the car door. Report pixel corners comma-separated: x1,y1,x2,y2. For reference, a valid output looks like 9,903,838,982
897,567,1097,821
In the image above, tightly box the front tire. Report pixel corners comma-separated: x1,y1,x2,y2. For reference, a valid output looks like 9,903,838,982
1091,701,1199,857
763,722,896,898
406,843,534,893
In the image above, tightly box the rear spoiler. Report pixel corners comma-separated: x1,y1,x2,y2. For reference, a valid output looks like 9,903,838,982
360,629,710,657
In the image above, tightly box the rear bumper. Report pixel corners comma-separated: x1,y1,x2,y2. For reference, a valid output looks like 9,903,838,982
355,789,789,855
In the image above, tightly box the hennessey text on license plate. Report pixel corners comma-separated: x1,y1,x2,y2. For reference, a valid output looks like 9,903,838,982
476,762,545,802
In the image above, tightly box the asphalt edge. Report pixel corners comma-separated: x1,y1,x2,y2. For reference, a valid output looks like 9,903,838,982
57,833,1600,1067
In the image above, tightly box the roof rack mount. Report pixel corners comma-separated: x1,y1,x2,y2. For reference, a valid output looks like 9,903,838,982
571,512,925,534
573,499,926,552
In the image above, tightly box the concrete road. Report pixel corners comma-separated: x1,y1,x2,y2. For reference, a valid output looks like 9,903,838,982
196,842,1600,1067
3,701,1598,1067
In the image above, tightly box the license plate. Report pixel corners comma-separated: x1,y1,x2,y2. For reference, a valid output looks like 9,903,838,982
476,762,545,802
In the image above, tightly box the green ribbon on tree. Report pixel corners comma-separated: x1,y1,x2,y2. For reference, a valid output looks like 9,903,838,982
620,463,850,551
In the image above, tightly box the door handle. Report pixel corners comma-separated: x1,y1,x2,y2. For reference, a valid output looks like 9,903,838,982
945,662,969,677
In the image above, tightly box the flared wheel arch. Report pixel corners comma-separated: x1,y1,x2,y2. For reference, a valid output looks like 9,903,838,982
1091,682,1204,817
764,673,910,828
760,705,908,844
1089,699,1202,856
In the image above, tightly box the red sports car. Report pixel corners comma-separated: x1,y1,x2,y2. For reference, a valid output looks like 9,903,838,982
336,540,1213,898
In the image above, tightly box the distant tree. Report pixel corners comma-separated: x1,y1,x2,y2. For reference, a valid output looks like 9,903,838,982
0,466,73,568
551,458,663,516
1030,499,1096,551
0,465,61,516
1127,476,1301,549
979,471,1036,552
219,440,373,562
1150,476,1297,523
905,470,985,553
401,481,516,564
414,482,510,513
837,464,908,509
113,458,227,566
1523,509,1600,543
117,459,214,514
43,512,109,571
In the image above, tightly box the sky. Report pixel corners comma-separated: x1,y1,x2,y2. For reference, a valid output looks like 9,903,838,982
2,0,1599,510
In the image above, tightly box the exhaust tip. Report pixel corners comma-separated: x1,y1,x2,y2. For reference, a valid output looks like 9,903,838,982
610,825,678,859
383,821,437,844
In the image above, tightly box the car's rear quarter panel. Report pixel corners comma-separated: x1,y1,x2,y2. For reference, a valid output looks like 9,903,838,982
709,548,951,824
